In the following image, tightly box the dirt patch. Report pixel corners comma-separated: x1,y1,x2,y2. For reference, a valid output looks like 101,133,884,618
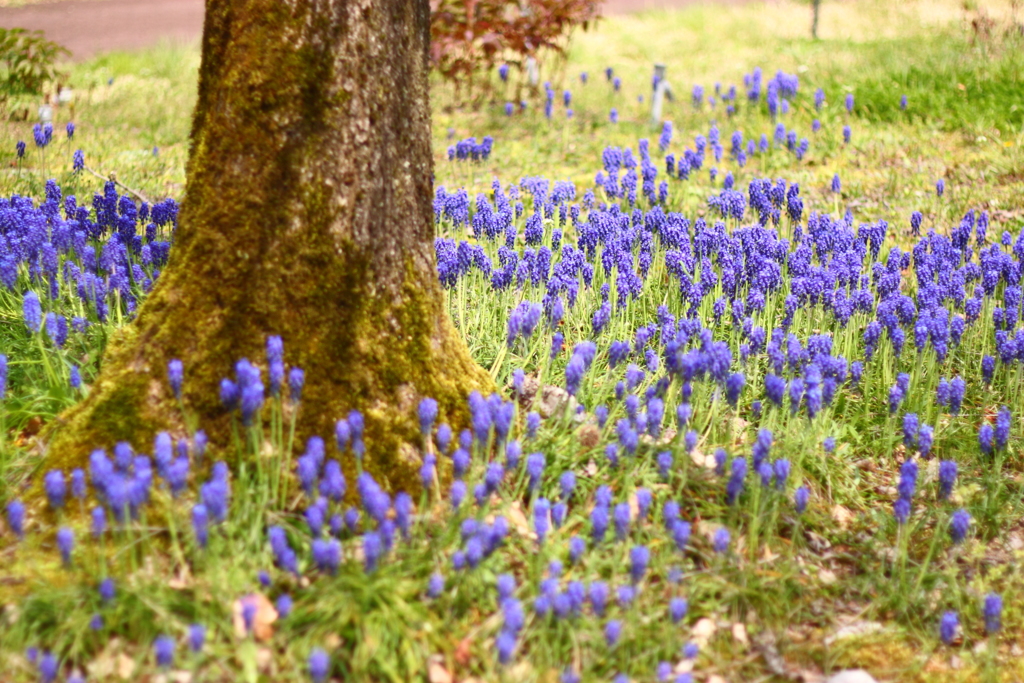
0,0,747,62
0,0,204,60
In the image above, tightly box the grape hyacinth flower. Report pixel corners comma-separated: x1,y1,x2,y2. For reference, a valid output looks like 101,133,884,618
902,413,919,450
309,648,330,683
188,623,206,653
774,459,791,490
23,291,42,333
984,593,1002,634
154,634,175,668
600,618,623,648
629,545,649,583
44,470,66,510
938,461,957,500
725,372,744,408
949,509,970,544
897,460,918,501
496,629,516,664
614,502,630,541
192,504,209,548
918,425,934,457
39,653,58,683
427,573,445,598
995,406,1011,451
418,397,438,436
940,611,958,645
948,377,965,415
794,486,810,514
616,584,636,608
289,367,305,403
312,538,341,574
534,498,550,543
893,498,911,525
713,527,730,553
569,536,586,564
979,423,994,456
168,359,184,399
726,456,746,505
936,178,945,197
57,527,74,566
99,578,115,602
92,506,106,537
669,597,688,623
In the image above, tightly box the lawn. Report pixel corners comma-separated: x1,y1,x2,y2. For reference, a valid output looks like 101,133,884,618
1,0,1024,681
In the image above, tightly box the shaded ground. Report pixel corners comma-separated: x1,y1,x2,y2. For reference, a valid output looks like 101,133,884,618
0,0,730,61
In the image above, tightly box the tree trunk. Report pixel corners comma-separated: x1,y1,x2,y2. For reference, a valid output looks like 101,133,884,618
44,0,493,492
811,0,821,39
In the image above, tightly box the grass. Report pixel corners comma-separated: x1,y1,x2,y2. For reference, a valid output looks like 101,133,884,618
1,0,1024,681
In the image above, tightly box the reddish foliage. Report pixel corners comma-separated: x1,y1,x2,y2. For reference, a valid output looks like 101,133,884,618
430,0,601,87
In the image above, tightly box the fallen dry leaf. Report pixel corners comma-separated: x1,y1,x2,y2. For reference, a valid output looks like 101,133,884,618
454,635,473,667
628,493,640,519
167,564,192,590
117,654,135,680
256,647,273,673
506,502,536,540
673,659,695,674
824,619,884,646
232,593,278,642
577,424,601,449
428,654,452,683
507,660,534,682
832,505,854,529
692,617,717,646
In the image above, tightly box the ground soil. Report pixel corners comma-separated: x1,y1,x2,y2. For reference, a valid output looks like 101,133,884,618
0,0,730,61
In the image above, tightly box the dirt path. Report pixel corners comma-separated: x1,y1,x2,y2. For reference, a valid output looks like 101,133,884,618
0,0,204,60
0,0,722,61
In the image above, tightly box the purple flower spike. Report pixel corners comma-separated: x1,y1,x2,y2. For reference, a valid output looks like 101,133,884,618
154,634,175,668
939,611,958,645
713,527,730,553
984,593,1002,633
418,398,438,436
309,648,330,683
189,623,206,652
168,359,184,399
56,527,74,566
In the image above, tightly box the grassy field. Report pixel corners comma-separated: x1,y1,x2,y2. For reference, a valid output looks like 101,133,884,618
2,0,1024,681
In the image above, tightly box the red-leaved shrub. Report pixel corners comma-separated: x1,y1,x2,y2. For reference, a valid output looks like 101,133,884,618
430,0,601,92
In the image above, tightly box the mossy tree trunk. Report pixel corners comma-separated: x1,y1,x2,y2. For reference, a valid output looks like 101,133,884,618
45,0,493,492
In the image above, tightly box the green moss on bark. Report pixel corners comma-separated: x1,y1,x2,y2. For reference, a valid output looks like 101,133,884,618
41,0,494,496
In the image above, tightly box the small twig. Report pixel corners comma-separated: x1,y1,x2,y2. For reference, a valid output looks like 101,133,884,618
82,164,151,204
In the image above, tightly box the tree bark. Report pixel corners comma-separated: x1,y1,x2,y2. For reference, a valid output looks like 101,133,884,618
44,0,493,492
